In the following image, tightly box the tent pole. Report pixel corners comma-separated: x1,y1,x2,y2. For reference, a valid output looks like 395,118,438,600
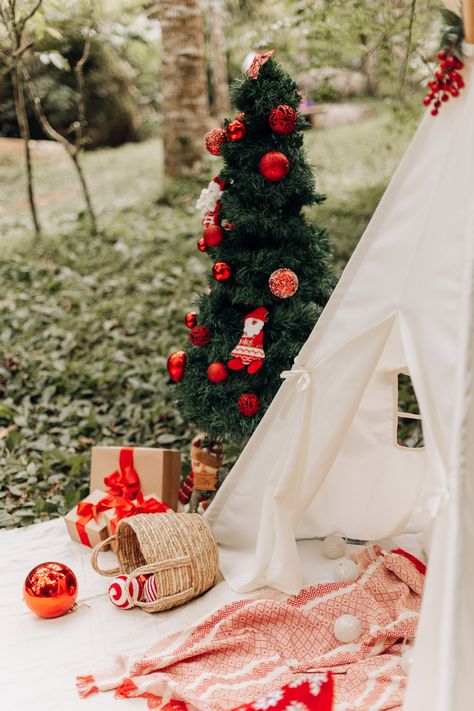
463,0,474,43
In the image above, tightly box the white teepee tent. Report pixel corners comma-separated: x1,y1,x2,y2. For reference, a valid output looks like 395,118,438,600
206,21,474,711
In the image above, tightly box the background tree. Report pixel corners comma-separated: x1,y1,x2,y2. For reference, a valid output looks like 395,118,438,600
205,0,231,119
155,0,210,178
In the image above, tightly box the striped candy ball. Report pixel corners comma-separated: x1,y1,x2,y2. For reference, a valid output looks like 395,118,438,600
143,575,159,603
108,574,144,610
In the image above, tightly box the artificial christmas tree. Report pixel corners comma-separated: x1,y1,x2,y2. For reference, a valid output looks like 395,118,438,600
172,51,334,450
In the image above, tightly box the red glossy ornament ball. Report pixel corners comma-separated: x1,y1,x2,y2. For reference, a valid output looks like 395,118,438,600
212,261,232,281
189,325,212,347
269,268,299,298
205,128,226,156
184,311,197,329
237,393,260,417
23,562,78,618
197,237,208,252
207,361,228,383
226,119,247,142
269,104,297,134
259,151,290,182
167,350,186,383
203,225,224,247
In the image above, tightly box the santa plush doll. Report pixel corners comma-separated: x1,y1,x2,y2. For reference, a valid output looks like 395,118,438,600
228,307,269,374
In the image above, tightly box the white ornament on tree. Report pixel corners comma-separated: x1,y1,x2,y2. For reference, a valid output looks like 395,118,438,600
334,614,361,643
322,533,346,559
334,558,361,582
196,179,223,218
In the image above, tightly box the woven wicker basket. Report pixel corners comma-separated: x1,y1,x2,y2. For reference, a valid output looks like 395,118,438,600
91,513,219,613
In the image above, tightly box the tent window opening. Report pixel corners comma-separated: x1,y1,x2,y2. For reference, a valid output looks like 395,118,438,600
395,372,424,449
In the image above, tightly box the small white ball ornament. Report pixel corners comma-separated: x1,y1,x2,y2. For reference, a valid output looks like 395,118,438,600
334,558,361,583
108,574,144,610
334,614,362,643
322,533,346,559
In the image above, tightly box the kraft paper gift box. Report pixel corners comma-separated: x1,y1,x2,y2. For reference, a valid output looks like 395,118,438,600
103,492,171,551
64,490,110,548
90,446,182,511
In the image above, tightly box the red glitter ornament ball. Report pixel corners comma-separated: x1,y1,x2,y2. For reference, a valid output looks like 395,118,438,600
203,225,224,247
189,325,212,347
268,104,297,134
167,350,186,383
197,237,208,252
259,151,290,182
184,311,197,329
226,119,247,142
205,128,226,156
207,362,228,383
269,268,299,298
23,562,78,619
212,261,232,281
237,393,260,417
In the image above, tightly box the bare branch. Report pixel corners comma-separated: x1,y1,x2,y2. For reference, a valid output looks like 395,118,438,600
399,0,417,98
17,0,43,36
73,0,93,149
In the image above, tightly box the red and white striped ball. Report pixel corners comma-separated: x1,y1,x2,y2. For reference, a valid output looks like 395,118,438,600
143,575,159,604
108,574,144,610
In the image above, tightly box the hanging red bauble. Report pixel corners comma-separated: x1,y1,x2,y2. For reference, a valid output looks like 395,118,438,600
212,261,231,281
207,361,228,383
237,393,260,417
259,151,290,182
226,119,247,142
167,350,186,383
184,311,197,329
203,225,224,247
269,104,298,134
189,325,212,347
205,128,226,155
424,50,464,116
197,237,208,252
269,268,299,298
23,562,78,618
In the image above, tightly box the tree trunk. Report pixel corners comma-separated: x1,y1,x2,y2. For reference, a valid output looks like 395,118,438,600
207,0,230,119
156,0,210,179
360,33,380,97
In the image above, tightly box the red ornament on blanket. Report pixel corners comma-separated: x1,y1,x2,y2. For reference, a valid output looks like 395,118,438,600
167,350,186,383
424,50,464,116
203,224,224,247
205,128,226,155
184,311,197,329
237,392,260,416
108,574,145,610
268,104,297,134
268,268,298,298
259,151,290,181
228,307,268,374
24,562,78,618
189,325,212,347
212,261,232,281
207,362,228,383
226,119,247,141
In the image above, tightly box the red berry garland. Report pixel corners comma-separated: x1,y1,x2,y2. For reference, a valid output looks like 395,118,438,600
184,311,197,329
205,128,226,155
259,151,290,182
237,393,260,417
226,119,246,141
207,362,228,383
424,51,464,116
203,225,224,247
212,262,232,281
189,325,212,347
269,104,297,134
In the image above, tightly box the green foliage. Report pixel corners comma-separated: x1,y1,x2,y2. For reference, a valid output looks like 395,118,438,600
175,59,334,442
439,9,464,58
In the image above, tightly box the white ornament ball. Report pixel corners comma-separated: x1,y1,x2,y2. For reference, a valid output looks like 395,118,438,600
334,614,362,643
322,533,346,559
334,558,361,583
144,575,159,603
108,574,144,610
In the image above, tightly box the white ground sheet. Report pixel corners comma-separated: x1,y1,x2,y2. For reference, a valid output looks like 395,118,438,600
0,518,424,711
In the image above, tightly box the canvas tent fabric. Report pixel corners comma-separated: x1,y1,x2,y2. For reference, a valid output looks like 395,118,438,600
206,44,474,711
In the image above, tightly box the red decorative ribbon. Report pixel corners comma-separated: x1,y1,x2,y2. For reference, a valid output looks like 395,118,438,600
108,493,170,535
104,447,141,500
75,495,119,546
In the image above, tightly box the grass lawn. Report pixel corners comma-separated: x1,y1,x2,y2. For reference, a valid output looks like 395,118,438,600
0,104,420,527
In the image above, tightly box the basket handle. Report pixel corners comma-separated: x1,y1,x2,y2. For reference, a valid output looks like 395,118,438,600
91,535,120,577
126,555,194,610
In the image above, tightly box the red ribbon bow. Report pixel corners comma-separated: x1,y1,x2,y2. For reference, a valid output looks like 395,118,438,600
104,447,141,500
75,495,119,546
109,492,170,535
